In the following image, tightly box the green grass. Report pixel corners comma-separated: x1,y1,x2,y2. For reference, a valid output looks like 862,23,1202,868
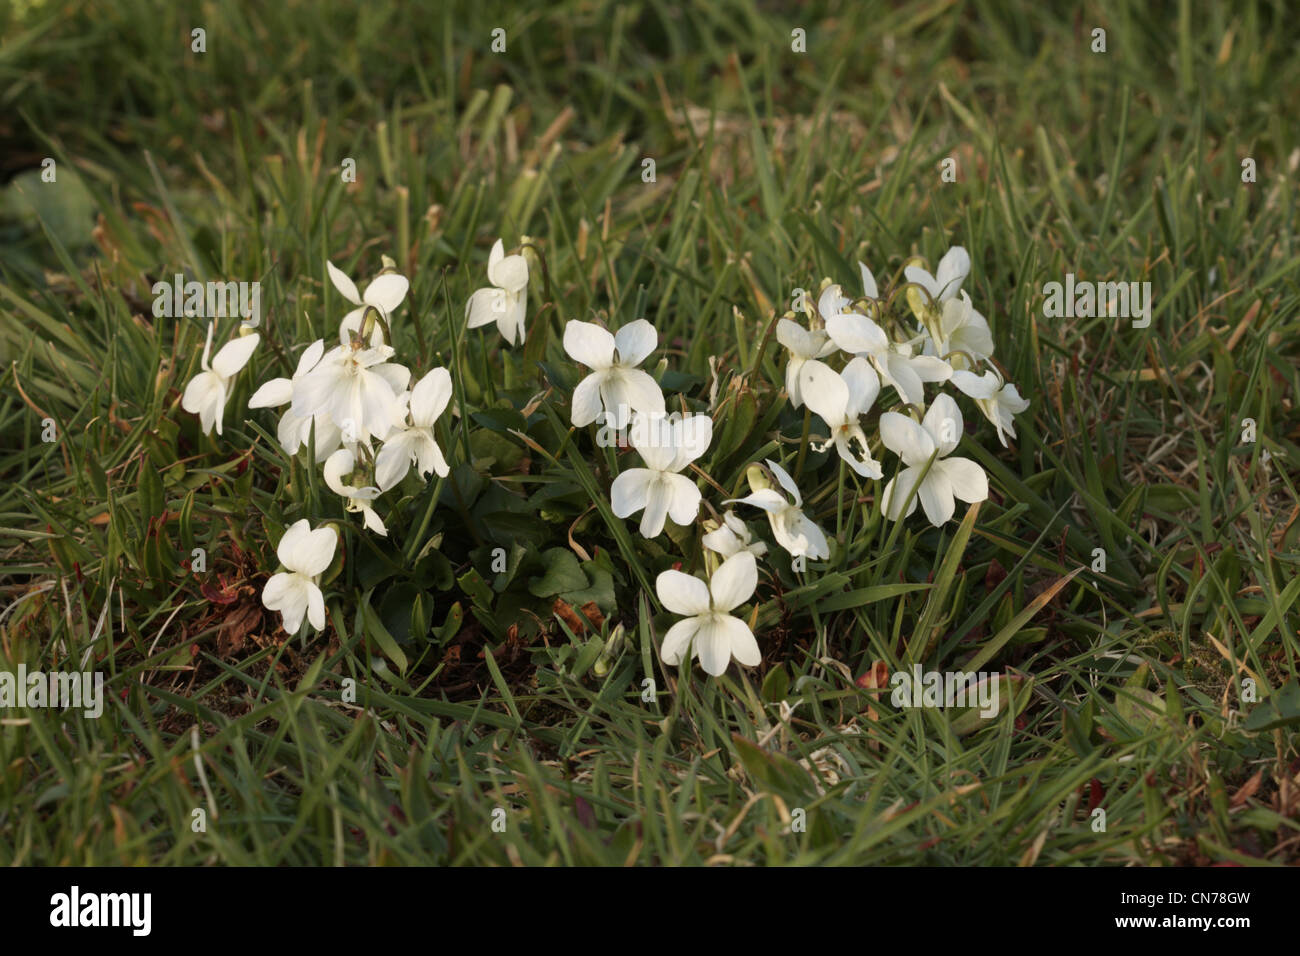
1,0,1298,865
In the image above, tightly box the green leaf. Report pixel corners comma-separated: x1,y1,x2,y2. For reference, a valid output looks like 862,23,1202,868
458,568,494,611
1243,679,1300,732
761,663,790,703
559,564,616,613
528,547,588,597
360,589,408,674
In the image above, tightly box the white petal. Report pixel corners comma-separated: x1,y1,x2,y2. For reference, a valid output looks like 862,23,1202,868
881,467,922,521
299,526,338,577
465,287,500,329
662,472,702,526
770,509,810,555
841,357,880,416
610,468,653,519
363,274,409,314
817,284,851,321
934,246,970,301
951,317,995,360
291,352,345,419
628,413,677,472
563,320,616,371
613,319,657,367
657,569,711,616
923,393,963,456
908,354,954,384
570,372,604,427
361,505,388,536
249,377,292,409
694,617,731,676
275,520,313,570
879,412,935,467
837,428,883,479
205,381,228,435
917,469,955,526
826,313,888,357
326,261,362,305
708,551,757,613
375,438,413,491
716,613,760,667
337,307,368,345
211,333,259,378
371,361,411,397
904,265,939,301
488,247,529,293
262,571,303,612
765,459,802,505
799,359,850,429
638,481,673,537
950,369,999,399
937,457,988,504
323,448,356,497
701,524,740,557
414,433,449,479
309,415,343,462
409,367,452,428
277,408,309,453
784,354,805,407
776,318,812,356
199,321,214,371
354,371,401,441
306,583,326,632
884,354,924,405
182,371,221,416
603,369,665,431
296,340,326,378
794,512,830,560
723,489,788,514
668,414,712,472
282,519,334,574
660,617,700,666
859,261,879,299
501,292,527,345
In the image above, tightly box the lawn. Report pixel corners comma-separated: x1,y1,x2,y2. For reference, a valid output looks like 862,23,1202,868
1,0,1298,866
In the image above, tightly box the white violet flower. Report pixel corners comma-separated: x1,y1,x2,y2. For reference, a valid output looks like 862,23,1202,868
261,519,336,637
182,322,260,436
323,447,388,536
702,510,768,559
775,317,836,409
658,550,761,677
949,370,1030,447
879,393,989,526
466,239,529,345
726,459,830,560
825,311,952,405
292,343,410,446
610,412,712,538
904,245,971,307
248,340,342,461
564,318,665,429
327,260,409,347
375,367,453,490
798,358,884,478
